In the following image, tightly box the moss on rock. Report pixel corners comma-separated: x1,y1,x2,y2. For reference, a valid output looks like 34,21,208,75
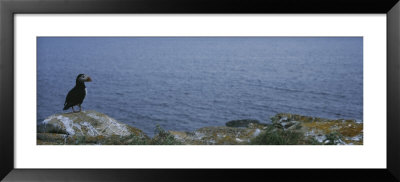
272,113,363,145
168,125,268,145
37,111,363,145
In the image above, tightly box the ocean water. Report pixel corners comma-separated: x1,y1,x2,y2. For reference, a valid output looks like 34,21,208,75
37,37,363,136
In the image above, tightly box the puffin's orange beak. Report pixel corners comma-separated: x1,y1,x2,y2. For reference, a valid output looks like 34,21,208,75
86,76,92,82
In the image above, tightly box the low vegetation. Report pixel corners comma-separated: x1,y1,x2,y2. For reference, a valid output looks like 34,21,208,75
148,125,182,145
250,127,319,145
249,127,344,145
37,111,362,145
55,124,182,145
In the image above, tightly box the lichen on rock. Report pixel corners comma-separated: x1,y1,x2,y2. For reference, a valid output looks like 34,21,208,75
271,113,363,145
37,110,148,145
37,111,363,145
169,124,268,145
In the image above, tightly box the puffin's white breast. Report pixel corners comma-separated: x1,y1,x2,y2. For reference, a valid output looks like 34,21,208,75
85,88,87,95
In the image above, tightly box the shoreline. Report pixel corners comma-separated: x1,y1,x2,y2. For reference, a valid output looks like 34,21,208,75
36,112,364,138
37,110,363,145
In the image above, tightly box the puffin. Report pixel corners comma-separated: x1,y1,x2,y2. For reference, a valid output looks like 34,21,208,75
63,74,92,112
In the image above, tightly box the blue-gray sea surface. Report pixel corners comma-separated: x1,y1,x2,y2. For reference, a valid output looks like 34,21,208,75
37,37,363,136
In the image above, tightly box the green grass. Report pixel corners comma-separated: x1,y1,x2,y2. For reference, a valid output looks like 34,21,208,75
250,127,320,145
43,123,345,145
323,132,343,145
149,125,182,145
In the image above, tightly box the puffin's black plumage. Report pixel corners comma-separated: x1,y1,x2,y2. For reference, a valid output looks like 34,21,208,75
63,74,92,112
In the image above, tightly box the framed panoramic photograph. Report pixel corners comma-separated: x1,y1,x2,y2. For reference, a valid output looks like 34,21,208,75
1,0,400,181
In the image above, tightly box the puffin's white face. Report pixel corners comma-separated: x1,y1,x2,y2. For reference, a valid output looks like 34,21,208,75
78,74,92,82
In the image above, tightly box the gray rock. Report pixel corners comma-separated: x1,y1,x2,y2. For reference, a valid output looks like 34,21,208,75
38,110,143,137
169,124,268,145
37,110,148,145
225,119,260,128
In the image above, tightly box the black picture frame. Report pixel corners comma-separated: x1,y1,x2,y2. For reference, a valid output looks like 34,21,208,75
1,0,399,181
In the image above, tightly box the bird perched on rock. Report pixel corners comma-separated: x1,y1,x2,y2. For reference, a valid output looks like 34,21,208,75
63,74,92,112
